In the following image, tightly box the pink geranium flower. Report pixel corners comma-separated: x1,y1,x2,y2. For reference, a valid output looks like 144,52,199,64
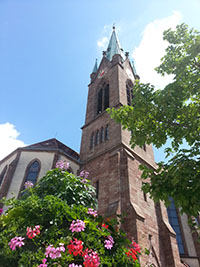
104,235,114,250
38,258,48,267
79,170,89,183
70,219,85,232
55,160,69,170
24,181,34,189
87,208,98,217
45,243,65,259
9,236,25,250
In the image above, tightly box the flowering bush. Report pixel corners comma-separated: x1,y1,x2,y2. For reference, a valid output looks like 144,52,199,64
0,162,142,266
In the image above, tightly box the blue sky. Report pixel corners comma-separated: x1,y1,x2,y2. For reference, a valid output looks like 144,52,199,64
0,0,199,161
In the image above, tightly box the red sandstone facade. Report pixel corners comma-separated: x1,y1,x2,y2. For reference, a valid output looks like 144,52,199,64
80,28,194,266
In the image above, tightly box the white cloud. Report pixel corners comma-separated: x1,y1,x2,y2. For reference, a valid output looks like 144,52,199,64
0,123,26,160
97,36,108,49
132,11,182,89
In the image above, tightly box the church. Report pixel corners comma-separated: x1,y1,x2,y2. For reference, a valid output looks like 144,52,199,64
0,27,199,267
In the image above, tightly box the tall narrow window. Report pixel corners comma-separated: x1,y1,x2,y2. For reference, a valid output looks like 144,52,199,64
126,85,131,106
96,180,99,199
97,83,109,115
167,198,185,255
0,165,7,187
100,127,104,143
97,89,103,114
95,130,99,146
23,160,40,191
126,80,134,106
104,84,109,110
105,124,109,141
90,132,94,150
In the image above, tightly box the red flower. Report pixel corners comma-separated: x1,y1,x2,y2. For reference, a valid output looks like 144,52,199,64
126,248,137,260
102,223,108,229
67,238,83,256
83,249,100,267
126,241,141,261
26,225,40,239
132,241,141,253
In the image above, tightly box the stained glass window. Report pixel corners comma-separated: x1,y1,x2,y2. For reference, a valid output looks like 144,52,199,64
167,198,185,254
24,160,40,186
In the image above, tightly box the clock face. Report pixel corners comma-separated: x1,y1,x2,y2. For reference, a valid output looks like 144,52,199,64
126,68,134,80
98,68,107,78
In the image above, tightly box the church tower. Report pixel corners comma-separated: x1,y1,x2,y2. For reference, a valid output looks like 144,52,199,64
80,27,183,266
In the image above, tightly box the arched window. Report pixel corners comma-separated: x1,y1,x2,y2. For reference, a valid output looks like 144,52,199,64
95,130,99,146
105,124,109,141
0,165,7,187
24,160,40,186
97,83,109,115
100,127,104,143
97,89,103,114
90,132,94,150
104,84,109,110
126,80,134,106
167,198,185,255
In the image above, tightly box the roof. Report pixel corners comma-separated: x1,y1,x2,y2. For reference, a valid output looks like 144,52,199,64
0,138,80,165
24,138,80,161
106,26,125,61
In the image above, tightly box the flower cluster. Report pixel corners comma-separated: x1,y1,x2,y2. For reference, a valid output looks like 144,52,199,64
70,219,85,232
83,249,100,267
9,236,25,250
68,238,83,256
24,181,34,189
87,208,97,217
126,241,141,261
79,170,89,178
38,258,48,267
79,170,89,183
55,160,69,170
102,223,108,229
45,243,65,259
27,225,40,239
67,238,100,267
104,235,114,250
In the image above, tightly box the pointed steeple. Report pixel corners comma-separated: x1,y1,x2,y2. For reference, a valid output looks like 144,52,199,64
106,26,125,61
131,60,137,76
92,59,98,73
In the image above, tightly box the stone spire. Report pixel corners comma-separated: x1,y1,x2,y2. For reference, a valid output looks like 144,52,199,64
106,26,125,61
92,59,98,73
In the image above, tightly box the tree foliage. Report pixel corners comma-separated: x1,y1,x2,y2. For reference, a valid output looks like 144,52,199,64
0,167,142,267
109,23,200,217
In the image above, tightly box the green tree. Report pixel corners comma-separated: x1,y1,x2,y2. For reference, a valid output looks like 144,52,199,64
109,23,200,218
0,164,142,267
